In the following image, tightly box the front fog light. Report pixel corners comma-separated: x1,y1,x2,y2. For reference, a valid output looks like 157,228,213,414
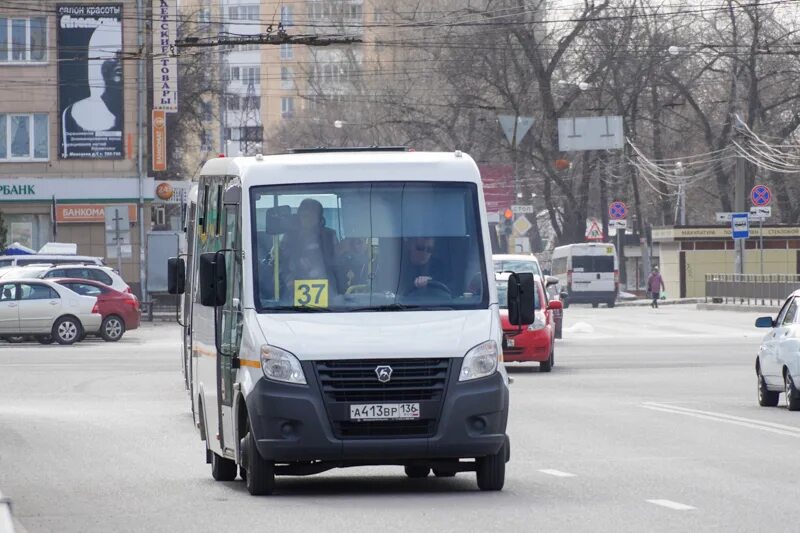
260,345,307,385
460,340,499,382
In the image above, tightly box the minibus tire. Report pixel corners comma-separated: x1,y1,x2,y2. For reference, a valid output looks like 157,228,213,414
404,466,430,478
245,427,275,495
476,440,506,491
607,300,615,308
591,302,599,308
211,452,237,482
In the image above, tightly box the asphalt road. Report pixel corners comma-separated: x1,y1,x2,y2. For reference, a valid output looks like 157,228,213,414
1,306,797,533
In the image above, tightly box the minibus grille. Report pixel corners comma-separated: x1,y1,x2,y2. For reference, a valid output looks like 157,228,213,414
314,358,451,439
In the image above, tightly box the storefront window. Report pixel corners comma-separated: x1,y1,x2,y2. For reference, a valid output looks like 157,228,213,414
4,213,51,250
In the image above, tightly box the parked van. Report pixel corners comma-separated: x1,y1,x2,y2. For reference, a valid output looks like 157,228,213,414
551,243,618,308
168,148,536,495
0,255,104,269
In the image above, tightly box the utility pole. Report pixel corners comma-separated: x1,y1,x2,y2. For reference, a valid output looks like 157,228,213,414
136,0,148,300
734,125,746,275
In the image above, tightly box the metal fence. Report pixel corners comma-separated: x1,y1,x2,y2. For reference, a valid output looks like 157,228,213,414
705,273,800,306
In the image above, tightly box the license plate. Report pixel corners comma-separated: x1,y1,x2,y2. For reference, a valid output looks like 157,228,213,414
506,337,515,347
350,403,420,421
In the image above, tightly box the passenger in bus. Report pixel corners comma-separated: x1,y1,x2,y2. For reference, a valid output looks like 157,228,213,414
336,237,370,290
279,198,339,296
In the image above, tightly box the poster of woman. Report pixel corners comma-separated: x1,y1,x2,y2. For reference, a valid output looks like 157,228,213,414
57,4,124,159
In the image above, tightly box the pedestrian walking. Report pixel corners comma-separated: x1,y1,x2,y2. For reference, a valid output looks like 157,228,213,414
647,266,665,308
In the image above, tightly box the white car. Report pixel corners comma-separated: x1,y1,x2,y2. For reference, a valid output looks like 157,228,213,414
0,279,102,345
755,293,800,410
1,264,131,294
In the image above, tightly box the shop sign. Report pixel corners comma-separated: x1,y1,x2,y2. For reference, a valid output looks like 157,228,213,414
0,178,155,202
56,204,138,223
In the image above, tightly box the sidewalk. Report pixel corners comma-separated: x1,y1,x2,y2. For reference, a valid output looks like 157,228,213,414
615,297,780,313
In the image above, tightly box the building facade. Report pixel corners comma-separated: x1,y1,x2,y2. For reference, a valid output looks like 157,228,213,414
0,1,152,296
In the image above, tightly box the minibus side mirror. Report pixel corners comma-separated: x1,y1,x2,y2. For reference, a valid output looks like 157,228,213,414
199,252,226,307
167,257,185,295
755,316,775,328
507,272,536,326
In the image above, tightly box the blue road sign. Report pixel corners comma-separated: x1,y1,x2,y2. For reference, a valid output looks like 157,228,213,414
751,184,771,207
609,201,627,220
732,212,750,239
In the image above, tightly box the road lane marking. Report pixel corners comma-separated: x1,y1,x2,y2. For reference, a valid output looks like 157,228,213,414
647,499,696,511
641,402,800,438
538,469,576,478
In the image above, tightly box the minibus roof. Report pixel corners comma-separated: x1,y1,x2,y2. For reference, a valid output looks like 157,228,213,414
199,151,481,187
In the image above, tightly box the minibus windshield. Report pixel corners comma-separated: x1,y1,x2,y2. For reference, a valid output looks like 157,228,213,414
250,181,488,313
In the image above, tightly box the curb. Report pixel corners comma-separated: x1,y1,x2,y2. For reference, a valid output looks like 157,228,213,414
616,298,702,307
696,303,780,313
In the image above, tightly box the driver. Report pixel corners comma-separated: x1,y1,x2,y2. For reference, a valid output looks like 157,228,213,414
397,236,441,295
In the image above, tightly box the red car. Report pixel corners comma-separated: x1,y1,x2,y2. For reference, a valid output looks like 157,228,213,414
497,274,562,372
53,278,140,342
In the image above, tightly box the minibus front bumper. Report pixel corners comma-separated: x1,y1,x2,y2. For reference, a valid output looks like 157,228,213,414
246,360,508,463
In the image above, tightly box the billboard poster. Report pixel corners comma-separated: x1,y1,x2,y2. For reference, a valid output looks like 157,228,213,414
57,4,124,159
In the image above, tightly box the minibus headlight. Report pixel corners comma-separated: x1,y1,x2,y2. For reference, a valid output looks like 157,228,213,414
459,340,499,382
260,345,307,385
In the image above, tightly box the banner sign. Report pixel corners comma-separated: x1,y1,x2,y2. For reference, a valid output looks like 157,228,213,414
57,4,124,159
153,0,178,112
152,109,167,171
56,203,138,223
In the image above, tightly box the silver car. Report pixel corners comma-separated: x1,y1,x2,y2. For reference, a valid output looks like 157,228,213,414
0,279,102,345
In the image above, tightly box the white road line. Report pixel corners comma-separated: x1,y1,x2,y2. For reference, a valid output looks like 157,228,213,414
538,469,576,478
641,402,800,438
647,499,696,511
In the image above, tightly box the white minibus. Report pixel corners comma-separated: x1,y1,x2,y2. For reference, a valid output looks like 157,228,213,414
168,148,536,495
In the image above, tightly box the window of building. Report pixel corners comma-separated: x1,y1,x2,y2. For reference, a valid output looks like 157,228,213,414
280,43,293,60
281,66,294,89
0,17,47,63
226,95,240,110
344,3,363,19
281,97,294,118
0,113,48,160
201,101,213,121
242,66,260,85
230,66,240,81
244,95,260,110
230,5,259,21
308,2,322,21
198,9,211,24
200,131,214,151
242,126,263,142
280,5,293,26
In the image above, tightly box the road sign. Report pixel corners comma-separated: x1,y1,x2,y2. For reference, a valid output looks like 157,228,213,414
513,215,532,235
585,218,603,241
558,115,624,151
609,201,627,220
511,204,534,214
609,219,627,229
751,184,772,207
750,205,771,218
497,115,534,147
731,212,749,239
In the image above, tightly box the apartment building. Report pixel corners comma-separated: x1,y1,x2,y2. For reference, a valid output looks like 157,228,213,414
261,0,370,138
220,0,264,155
0,1,153,295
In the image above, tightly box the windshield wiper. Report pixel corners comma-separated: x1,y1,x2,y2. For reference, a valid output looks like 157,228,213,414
267,305,333,313
348,303,455,312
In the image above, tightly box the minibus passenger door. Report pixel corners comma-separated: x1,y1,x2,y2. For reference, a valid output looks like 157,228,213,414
218,201,243,451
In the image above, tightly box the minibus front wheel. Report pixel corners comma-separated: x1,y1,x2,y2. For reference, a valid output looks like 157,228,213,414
243,419,275,495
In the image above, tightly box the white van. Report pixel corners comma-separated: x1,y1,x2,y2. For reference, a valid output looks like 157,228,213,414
551,242,618,308
168,149,536,495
